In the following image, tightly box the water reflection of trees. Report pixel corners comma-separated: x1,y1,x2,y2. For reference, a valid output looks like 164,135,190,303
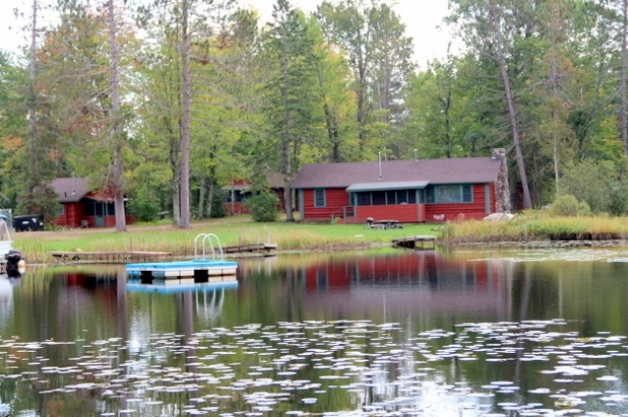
4,252,628,415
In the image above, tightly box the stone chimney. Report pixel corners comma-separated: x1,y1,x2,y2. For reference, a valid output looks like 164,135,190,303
492,148,511,213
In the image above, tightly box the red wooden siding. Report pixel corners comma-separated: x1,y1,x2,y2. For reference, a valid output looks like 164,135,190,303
83,215,135,228
355,204,425,223
55,202,135,228
303,252,503,294
55,202,84,228
301,183,495,223
227,202,248,216
301,188,351,221
226,189,286,216
425,183,495,222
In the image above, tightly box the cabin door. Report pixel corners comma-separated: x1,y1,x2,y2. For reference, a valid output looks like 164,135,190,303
94,203,105,227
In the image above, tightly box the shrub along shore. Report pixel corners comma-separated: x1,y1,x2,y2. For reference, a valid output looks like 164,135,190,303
13,213,628,265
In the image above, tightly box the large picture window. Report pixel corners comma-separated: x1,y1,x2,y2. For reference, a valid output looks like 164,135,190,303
426,185,473,204
353,189,417,206
314,189,326,208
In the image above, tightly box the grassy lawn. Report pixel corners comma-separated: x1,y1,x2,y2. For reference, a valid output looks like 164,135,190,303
14,216,440,264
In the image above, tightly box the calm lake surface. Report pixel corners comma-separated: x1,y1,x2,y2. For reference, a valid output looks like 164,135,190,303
3,247,628,416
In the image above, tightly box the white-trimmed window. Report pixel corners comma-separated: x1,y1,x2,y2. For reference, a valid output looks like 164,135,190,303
314,189,326,208
426,185,473,204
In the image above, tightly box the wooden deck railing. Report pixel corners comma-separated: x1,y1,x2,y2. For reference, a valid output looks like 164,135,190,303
330,206,356,222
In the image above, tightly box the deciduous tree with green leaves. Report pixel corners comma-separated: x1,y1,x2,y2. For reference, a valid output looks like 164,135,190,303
317,0,414,160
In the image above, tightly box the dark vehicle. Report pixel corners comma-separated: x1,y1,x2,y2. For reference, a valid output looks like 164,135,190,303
13,214,43,232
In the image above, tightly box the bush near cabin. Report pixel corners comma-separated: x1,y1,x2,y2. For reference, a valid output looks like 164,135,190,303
244,192,280,222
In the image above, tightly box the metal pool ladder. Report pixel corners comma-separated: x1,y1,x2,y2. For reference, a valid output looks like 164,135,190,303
194,233,225,261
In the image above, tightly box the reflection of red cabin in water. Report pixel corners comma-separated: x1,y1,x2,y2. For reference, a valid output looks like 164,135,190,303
300,251,510,316
223,172,287,216
51,178,136,228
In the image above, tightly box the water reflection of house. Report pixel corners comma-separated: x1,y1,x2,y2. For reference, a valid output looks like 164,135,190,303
57,271,119,320
300,251,512,315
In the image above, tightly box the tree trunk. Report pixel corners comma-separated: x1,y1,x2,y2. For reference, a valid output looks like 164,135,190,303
172,164,181,225
179,0,191,228
621,0,628,154
198,176,206,219
283,125,294,221
207,181,214,219
108,0,127,232
492,8,532,209
356,54,368,153
28,0,38,180
284,178,293,221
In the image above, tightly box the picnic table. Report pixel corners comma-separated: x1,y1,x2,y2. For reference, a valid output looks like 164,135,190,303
366,219,402,229
376,219,401,229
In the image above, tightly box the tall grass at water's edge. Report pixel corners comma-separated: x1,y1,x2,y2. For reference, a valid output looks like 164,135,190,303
14,220,439,264
16,215,628,264
440,215,628,244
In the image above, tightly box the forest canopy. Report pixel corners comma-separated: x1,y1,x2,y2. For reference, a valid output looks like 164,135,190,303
2,0,628,227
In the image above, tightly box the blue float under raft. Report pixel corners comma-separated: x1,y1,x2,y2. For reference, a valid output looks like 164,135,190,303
126,276,238,293
125,233,238,287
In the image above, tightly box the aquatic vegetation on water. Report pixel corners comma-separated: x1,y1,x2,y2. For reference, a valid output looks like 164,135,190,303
0,319,627,416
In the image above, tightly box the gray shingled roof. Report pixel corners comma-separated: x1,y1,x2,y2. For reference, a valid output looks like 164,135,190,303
50,177,91,203
291,157,503,189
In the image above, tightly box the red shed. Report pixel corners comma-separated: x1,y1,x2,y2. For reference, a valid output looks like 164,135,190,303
291,149,511,224
51,177,135,228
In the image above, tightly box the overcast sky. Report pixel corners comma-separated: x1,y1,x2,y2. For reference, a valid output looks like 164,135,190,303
0,0,455,69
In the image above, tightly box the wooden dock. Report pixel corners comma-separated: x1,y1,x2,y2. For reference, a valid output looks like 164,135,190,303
50,244,277,265
392,235,437,249
50,251,172,264
224,243,277,255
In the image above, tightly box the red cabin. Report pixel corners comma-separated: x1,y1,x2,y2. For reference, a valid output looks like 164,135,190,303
291,149,511,224
51,177,135,228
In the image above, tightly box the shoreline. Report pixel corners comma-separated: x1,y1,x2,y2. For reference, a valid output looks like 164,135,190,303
446,239,628,249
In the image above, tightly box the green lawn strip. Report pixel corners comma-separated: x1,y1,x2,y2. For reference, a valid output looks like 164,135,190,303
15,219,440,264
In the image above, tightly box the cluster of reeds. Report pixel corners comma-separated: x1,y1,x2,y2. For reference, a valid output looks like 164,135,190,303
440,212,628,244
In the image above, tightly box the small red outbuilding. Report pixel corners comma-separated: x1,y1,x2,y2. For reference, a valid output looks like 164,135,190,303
51,177,135,228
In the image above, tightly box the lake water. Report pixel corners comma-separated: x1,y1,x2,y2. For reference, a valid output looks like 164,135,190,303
3,247,628,416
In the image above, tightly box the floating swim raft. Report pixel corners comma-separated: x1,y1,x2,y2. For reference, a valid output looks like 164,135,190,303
125,233,238,283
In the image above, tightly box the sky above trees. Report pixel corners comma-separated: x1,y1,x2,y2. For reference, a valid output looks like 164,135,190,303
0,0,453,68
